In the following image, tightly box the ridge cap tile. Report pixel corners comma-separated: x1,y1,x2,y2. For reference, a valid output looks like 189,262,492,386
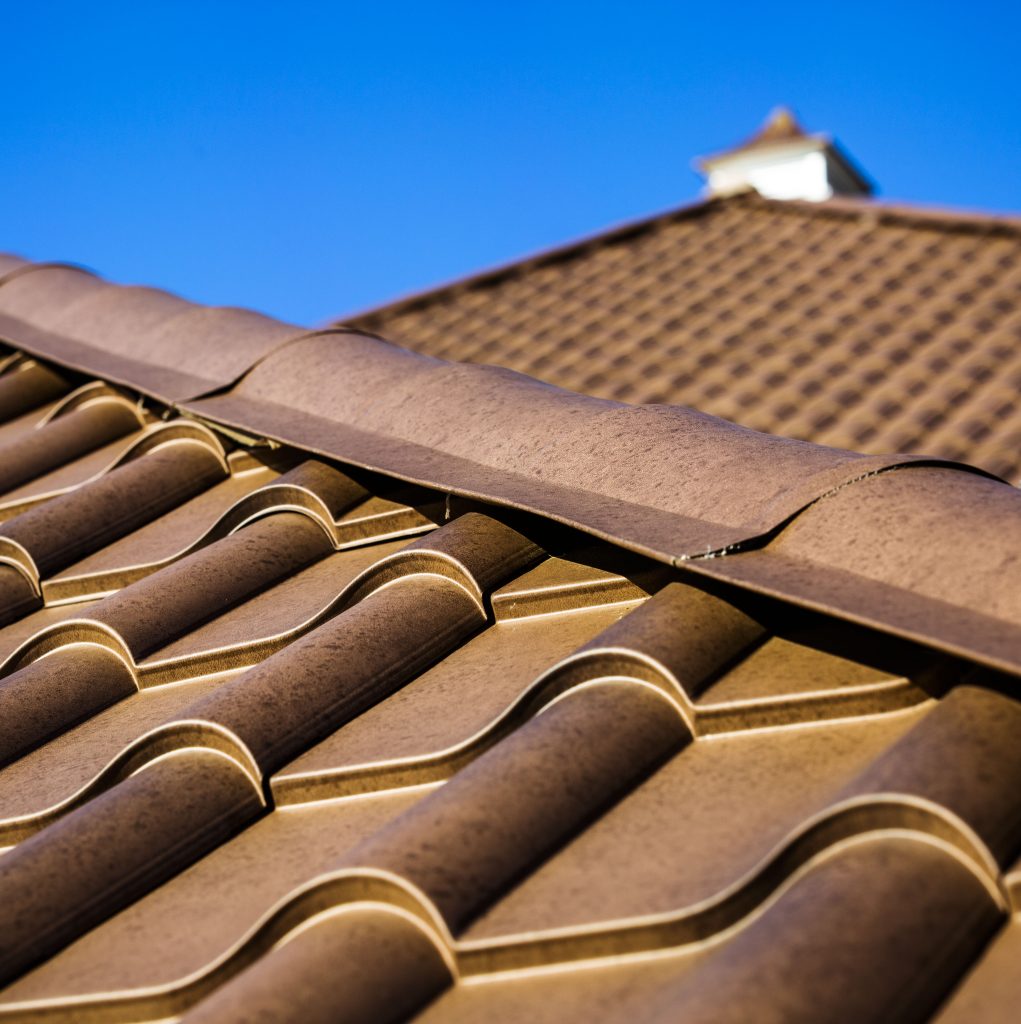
186,330,999,564
0,262,305,403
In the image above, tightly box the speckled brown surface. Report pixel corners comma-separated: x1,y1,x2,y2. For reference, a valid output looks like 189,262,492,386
343,190,1021,481
0,263,300,402
0,257,1017,1023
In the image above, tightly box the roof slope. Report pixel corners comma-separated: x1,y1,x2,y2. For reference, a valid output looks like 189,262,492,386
342,191,1021,481
0,257,1018,1021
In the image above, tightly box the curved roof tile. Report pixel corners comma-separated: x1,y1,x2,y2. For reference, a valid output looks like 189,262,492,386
0,249,1016,1022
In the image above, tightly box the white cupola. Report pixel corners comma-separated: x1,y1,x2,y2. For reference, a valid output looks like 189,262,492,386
696,107,872,202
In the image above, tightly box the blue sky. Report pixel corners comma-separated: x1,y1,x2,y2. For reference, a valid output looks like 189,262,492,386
3,2,1019,324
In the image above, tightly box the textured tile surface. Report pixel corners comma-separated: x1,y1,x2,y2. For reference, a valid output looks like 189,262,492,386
0,254,1017,1023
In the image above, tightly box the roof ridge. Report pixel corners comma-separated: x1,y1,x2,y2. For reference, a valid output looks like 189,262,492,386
181,328,986,558
0,261,304,404
336,191,1021,327
758,193,1021,233
335,194,729,324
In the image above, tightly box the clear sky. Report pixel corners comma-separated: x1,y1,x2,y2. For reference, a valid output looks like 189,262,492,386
3,2,1019,325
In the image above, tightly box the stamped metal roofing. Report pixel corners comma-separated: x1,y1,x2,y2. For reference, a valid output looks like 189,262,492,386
342,190,1021,481
0,256,1018,1021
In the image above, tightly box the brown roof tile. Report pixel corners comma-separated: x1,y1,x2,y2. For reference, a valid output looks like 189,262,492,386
0,255,1017,1022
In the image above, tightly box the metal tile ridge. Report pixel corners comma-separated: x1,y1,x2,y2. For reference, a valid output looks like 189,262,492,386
180,329,1005,566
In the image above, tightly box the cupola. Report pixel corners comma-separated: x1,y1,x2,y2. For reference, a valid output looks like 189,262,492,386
696,107,873,201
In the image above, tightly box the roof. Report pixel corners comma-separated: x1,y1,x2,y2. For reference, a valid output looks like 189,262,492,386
341,189,1021,481
0,255,1018,1021
696,105,812,166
